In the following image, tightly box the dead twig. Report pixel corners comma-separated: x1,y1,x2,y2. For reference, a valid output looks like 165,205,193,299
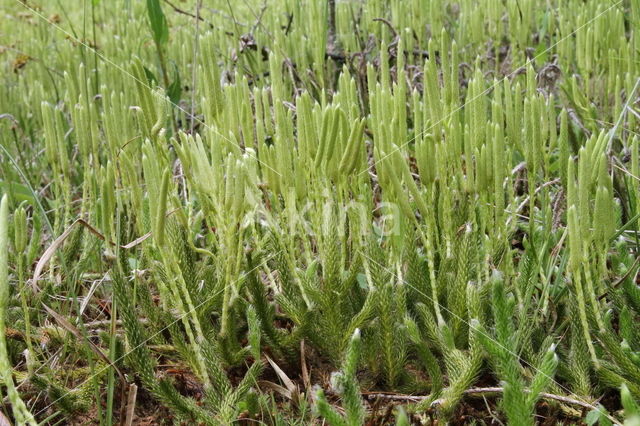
514,178,561,215
124,384,138,426
326,0,343,59
363,387,620,424
162,0,211,27
0,411,11,426
566,107,592,138
372,17,398,39
300,340,311,392
31,209,178,290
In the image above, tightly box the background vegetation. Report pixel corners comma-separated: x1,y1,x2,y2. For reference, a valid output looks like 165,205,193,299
1,0,640,424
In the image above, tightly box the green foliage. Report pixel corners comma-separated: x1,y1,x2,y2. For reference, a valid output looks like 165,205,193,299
314,329,366,426
146,0,169,48
474,274,558,426
1,0,640,423
0,195,37,424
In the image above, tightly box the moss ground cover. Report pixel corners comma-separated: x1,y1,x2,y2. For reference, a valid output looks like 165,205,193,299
1,0,640,424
